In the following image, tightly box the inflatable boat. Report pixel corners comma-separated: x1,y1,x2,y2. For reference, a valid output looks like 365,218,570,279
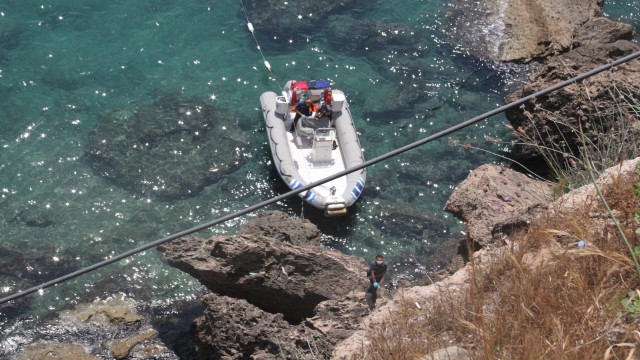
260,80,366,216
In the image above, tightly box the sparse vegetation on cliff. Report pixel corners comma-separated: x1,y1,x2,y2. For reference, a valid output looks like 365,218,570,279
511,79,640,194
349,38,640,357
351,163,640,359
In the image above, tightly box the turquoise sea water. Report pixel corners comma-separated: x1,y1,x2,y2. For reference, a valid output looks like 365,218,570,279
0,0,638,352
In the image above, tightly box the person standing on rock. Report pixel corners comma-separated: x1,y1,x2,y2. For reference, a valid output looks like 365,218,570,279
365,255,387,310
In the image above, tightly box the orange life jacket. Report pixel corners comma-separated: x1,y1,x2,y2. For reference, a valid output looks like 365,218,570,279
323,88,332,105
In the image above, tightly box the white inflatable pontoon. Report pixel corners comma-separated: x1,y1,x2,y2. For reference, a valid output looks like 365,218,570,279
260,80,366,216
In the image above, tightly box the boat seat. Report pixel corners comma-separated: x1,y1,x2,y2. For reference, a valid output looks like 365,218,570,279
308,89,324,102
312,128,335,163
297,114,330,138
296,120,315,137
301,116,330,129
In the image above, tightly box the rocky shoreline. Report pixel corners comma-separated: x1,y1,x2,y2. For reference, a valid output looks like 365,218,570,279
10,151,638,359
5,0,639,358
158,211,372,359
168,1,639,357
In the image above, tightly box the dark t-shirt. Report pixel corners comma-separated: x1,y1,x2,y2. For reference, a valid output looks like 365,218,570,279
317,104,332,116
295,100,313,116
369,261,387,281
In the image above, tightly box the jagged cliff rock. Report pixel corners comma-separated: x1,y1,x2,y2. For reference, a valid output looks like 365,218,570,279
444,164,553,247
236,210,322,246
159,211,369,358
194,293,332,359
160,211,367,323
334,157,640,359
445,0,603,61
505,17,640,164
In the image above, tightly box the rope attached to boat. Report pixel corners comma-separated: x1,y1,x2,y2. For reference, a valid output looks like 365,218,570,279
239,0,279,87
1,50,640,306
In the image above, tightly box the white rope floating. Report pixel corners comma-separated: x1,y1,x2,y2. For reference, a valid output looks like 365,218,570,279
239,0,279,84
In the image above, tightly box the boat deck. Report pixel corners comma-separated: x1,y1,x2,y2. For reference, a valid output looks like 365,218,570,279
286,131,347,198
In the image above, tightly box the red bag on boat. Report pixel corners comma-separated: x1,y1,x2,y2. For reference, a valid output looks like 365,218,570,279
292,81,308,91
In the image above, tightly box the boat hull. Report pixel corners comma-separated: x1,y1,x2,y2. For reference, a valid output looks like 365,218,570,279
260,85,366,216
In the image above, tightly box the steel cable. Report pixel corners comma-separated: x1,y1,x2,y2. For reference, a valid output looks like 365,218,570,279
1,50,639,306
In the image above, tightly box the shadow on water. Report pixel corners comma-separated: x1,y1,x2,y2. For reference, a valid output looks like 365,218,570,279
437,42,535,95
267,161,359,252
153,299,204,359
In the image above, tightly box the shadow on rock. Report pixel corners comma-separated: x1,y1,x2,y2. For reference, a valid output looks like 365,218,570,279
505,18,640,169
195,294,332,359
159,211,370,358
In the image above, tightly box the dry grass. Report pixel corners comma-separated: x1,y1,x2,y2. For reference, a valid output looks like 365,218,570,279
352,171,640,359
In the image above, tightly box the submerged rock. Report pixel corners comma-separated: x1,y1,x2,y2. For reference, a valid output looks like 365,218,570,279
9,205,56,227
85,96,249,200
327,15,423,55
0,25,24,51
326,15,433,116
247,0,372,47
8,296,184,360
373,207,450,240
16,342,102,360
0,243,79,296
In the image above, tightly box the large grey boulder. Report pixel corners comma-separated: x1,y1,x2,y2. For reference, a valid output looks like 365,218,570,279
444,164,552,247
159,211,368,322
194,293,332,360
159,211,371,359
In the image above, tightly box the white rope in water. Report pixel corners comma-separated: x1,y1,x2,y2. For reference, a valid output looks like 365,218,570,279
239,0,279,87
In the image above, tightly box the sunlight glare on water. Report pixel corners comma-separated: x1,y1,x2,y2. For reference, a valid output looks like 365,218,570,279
0,0,637,352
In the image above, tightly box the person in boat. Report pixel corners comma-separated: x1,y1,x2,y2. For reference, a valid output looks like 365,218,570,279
365,255,387,310
317,87,333,122
315,103,333,121
291,98,314,132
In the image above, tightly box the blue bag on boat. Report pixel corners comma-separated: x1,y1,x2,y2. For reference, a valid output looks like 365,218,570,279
309,79,330,89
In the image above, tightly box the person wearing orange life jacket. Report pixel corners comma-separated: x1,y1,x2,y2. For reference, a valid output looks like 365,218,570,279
315,87,333,122
315,103,333,121
323,87,332,105
290,98,313,132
